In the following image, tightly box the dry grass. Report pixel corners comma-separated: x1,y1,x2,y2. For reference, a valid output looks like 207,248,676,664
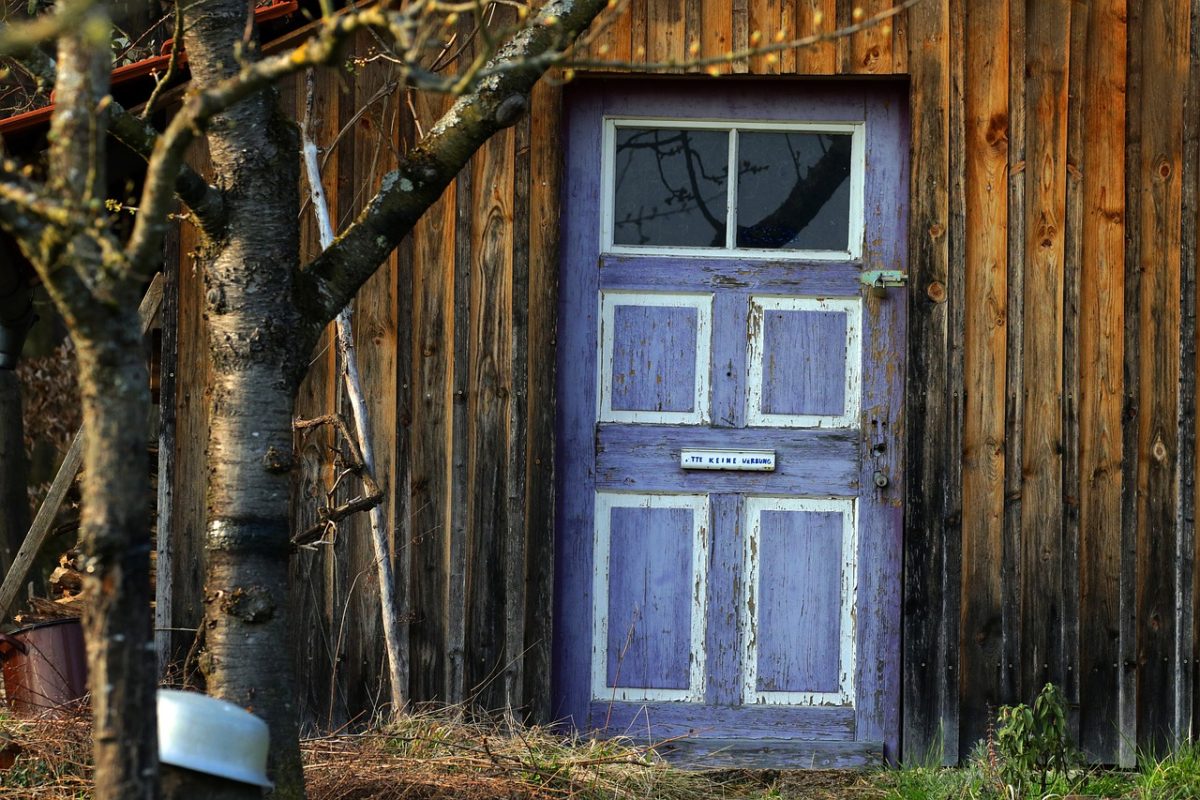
0,706,870,799
0,707,91,798
302,710,763,800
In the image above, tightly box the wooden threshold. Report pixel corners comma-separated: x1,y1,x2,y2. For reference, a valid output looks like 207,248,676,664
653,738,883,770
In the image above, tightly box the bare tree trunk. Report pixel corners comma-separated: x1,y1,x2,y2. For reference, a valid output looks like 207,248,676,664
75,319,158,800
184,1,309,795
197,165,309,795
39,7,160,799
161,765,261,800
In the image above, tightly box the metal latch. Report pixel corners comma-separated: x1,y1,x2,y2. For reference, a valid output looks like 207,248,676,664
859,270,908,298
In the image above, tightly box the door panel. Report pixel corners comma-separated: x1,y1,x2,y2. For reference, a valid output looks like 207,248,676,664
743,498,856,703
554,81,908,765
747,297,861,427
599,292,712,424
593,493,708,701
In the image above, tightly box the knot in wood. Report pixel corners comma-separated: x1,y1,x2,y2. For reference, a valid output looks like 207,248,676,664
985,113,1008,147
494,94,529,128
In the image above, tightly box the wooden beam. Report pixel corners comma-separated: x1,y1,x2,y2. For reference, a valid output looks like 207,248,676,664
0,272,164,622
958,0,1009,750
1076,0,1128,764
901,0,958,764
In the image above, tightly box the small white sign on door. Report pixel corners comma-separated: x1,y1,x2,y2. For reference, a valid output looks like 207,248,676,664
680,449,776,471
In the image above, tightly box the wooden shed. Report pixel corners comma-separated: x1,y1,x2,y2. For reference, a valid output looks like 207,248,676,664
156,0,1198,769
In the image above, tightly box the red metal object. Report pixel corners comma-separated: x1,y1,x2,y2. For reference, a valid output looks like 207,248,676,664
0,618,88,713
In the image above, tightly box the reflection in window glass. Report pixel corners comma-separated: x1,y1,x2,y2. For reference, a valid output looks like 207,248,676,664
612,128,729,248
736,132,852,251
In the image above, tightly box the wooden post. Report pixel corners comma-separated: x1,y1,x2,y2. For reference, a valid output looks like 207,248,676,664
157,224,180,676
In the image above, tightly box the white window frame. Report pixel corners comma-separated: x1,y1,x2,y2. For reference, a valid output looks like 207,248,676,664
601,117,866,261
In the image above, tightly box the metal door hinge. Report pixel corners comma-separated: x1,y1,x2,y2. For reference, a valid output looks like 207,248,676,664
859,270,908,288
859,270,908,298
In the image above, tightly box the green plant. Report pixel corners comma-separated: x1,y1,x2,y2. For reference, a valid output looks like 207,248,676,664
994,683,1073,796
1137,742,1200,800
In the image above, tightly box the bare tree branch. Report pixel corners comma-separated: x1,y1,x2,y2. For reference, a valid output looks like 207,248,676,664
140,8,186,121
107,101,227,232
124,7,394,277
16,45,228,235
0,176,73,226
291,414,385,546
299,0,609,325
0,0,97,58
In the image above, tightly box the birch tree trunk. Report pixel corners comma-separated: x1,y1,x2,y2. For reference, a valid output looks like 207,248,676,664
183,0,311,795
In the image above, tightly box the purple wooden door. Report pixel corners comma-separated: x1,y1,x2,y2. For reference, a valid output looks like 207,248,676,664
553,81,908,766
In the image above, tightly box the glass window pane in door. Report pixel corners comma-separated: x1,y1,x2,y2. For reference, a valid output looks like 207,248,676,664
736,132,852,251
612,127,729,248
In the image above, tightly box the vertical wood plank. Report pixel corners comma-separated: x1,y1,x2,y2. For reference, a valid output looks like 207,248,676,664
1019,0,1070,705
504,111,532,712
685,0,706,71
326,65,355,725
589,0,633,62
1175,0,1199,745
524,78,563,722
958,0,1008,750
702,0,735,72
835,0,852,72
465,123,514,710
448,28,475,702
630,0,649,63
850,0,895,74
156,212,179,676
732,0,751,72
339,38,400,715
891,5,908,74
1119,0,1144,765
1061,0,1087,744
289,69,340,724
945,0,967,757
749,0,784,73
796,0,837,74
1134,0,1189,754
392,69,416,715
169,140,212,681
1002,0,1026,715
409,87,455,704
647,0,686,65
1077,0,1128,765
902,0,959,764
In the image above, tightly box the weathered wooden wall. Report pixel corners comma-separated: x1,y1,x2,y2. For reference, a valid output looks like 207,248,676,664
163,0,1200,764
